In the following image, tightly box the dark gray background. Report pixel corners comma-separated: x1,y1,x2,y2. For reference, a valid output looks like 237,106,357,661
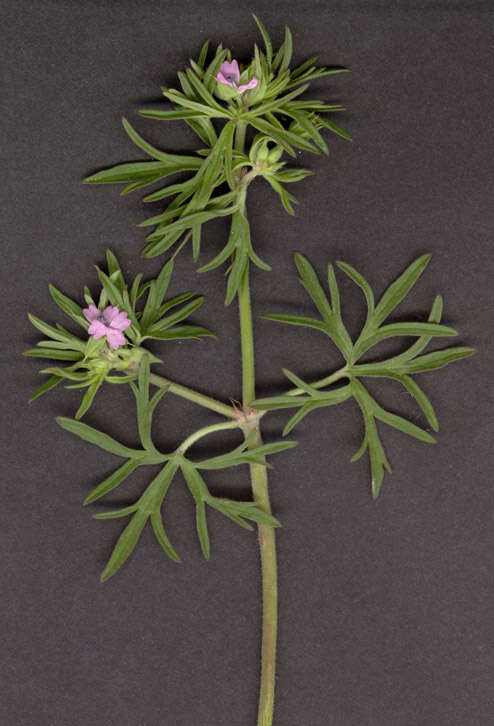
2,1,493,725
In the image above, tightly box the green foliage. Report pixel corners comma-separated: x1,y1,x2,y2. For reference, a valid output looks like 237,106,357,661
25,250,213,417
84,18,350,303
57,360,286,580
255,254,474,497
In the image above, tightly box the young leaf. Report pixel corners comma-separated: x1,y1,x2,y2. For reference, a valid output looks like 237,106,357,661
142,325,214,341
318,117,352,141
374,407,436,445
139,259,174,332
372,254,431,328
84,460,140,505
150,510,181,562
93,505,139,520
48,285,87,328
251,15,272,68
56,417,149,459
294,253,333,322
404,347,475,374
389,374,439,431
28,375,62,402
121,118,203,169
336,261,375,323
261,313,328,334
74,376,104,420
24,349,83,361
180,460,211,559
100,510,149,581
28,314,86,349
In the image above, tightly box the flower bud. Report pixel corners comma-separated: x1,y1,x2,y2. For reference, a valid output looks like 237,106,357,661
267,146,283,163
249,136,270,165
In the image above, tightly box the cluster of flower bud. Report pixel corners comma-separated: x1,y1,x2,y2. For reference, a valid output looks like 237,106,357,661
248,136,284,174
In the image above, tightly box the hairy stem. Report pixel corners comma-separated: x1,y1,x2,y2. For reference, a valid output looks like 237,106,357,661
149,372,236,419
177,420,239,455
235,119,247,154
239,267,278,726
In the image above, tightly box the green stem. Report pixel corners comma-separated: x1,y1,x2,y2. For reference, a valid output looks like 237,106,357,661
149,372,236,419
239,267,277,726
235,119,247,153
177,420,239,455
238,271,255,406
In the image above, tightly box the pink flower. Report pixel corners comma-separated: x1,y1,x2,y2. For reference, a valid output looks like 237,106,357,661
217,60,258,94
83,305,131,350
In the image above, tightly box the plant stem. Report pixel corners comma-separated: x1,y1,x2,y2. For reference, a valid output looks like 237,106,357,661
149,372,236,419
238,271,255,406
235,119,247,153
238,267,278,726
177,420,239,455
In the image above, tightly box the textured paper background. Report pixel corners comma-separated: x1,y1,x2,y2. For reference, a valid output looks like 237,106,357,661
2,2,493,724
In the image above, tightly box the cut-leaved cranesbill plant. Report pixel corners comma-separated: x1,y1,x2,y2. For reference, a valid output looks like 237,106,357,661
26,16,474,726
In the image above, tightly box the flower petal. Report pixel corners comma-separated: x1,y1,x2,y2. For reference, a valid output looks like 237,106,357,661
219,59,240,84
217,71,233,88
238,77,259,94
83,305,100,322
103,305,119,323
89,321,108,339
106,330,126,349
109,311,131,331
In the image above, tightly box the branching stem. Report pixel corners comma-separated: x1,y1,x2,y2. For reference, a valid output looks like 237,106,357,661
239,264,277,725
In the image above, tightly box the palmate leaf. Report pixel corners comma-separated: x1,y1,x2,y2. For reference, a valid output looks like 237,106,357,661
258,254,474,496
58,366,286,578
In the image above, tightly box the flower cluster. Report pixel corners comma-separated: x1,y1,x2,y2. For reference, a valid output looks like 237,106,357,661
84,17,350,276
26,250,213,419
